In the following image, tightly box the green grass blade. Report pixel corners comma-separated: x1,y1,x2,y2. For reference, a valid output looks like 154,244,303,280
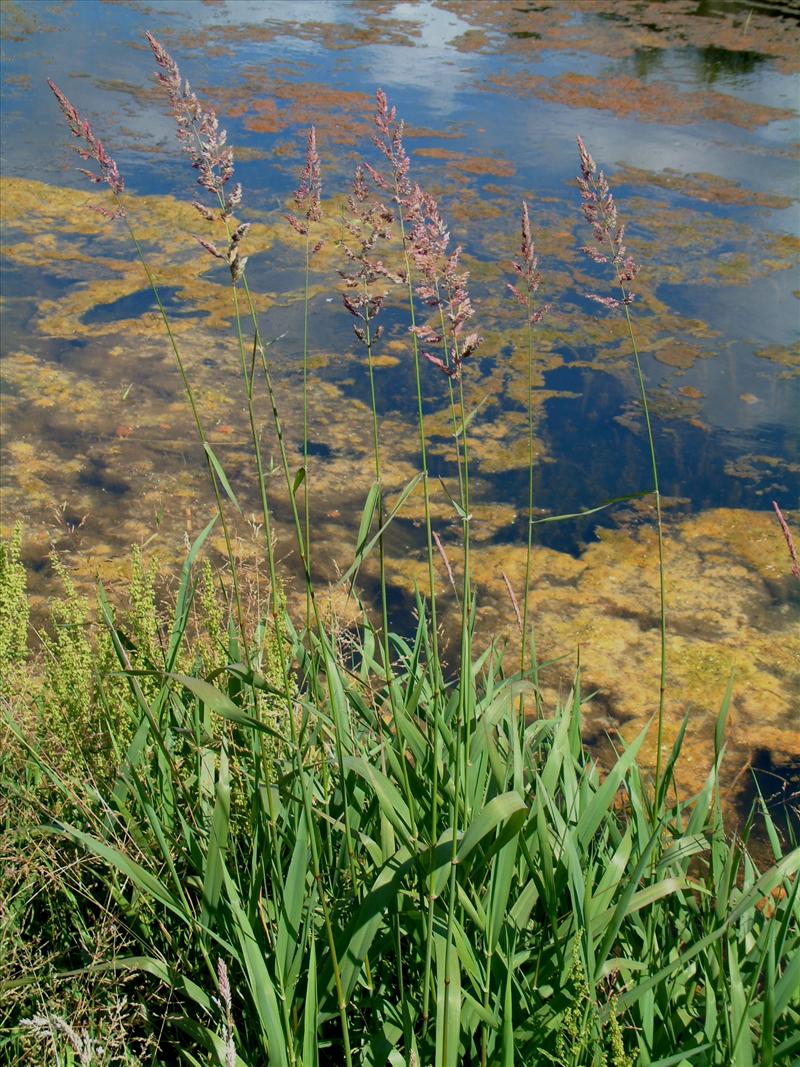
302,941,318,1067
204,442,242,513
199,746,231,932
222,865,289,1066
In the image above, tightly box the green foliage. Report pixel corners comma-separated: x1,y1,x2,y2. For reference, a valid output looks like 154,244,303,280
555,940,635,1067
41,556,95,760
128,544,162,680
0,523,29,688
198,559,226,675
3,559,797,1064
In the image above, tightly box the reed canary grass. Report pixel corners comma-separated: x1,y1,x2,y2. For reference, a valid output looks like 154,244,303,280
508,200,550,721
146,34,355,1061
287,127,323,624
576,135,667,797
48,76,250,653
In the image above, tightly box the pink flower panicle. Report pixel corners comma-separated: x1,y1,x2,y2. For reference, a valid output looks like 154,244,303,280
407,193,481,380
145,32,236,211
369,88,481,379
340,165,401,346
48,79,125,217
286,126,323,254
146,31,247,282
507,200,550,325
576,135,639,309
410,242,481,380
373,89,412,205
772,501,800,580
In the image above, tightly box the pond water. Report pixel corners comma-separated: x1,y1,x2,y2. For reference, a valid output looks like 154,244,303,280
1,0,798,828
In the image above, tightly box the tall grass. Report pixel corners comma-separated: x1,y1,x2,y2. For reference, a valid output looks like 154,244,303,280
0,34,798,1066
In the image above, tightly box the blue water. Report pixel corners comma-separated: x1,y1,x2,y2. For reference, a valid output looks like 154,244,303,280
1,0,798,544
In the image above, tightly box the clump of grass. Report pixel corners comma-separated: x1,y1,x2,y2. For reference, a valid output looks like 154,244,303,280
0,35,797,1067
0,522,29,689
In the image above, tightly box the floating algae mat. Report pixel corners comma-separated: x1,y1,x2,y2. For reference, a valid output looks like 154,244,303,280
1,0,799,824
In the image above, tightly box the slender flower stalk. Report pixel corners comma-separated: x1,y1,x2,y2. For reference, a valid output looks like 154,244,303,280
371,89,453,1030
508,201,550,719
286,127,324,625
372,90,483,1055
47,78,252,650
338,163,419,851
576,135,667,793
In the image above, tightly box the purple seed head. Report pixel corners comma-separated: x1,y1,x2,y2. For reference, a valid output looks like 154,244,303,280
576,135,639,309
339,164,401,347
508,200,550,325
48,79,125,212
146,31,237,217
146,32,249,281
286,126,323,243
373,89,412,208
370,88,481,379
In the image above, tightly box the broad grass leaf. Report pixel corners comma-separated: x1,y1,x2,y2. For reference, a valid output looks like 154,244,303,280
456,792,526,867
222,866,288,1066
204,442,242,513
199,748,231,932
302,941,318,1067
435,933,462,1067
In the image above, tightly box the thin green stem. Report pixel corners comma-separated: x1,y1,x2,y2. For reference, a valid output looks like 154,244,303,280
121,213,249,661
621,300,667,795
302,235,313,630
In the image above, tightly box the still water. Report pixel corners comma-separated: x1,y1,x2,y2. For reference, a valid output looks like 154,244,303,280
1,0,798,823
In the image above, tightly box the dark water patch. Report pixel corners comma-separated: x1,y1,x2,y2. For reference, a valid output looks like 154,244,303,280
82,286,208,325
78,456,131,497
306,440,332,458
242,246,311,296
738,747,800,842
529,362,800,538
